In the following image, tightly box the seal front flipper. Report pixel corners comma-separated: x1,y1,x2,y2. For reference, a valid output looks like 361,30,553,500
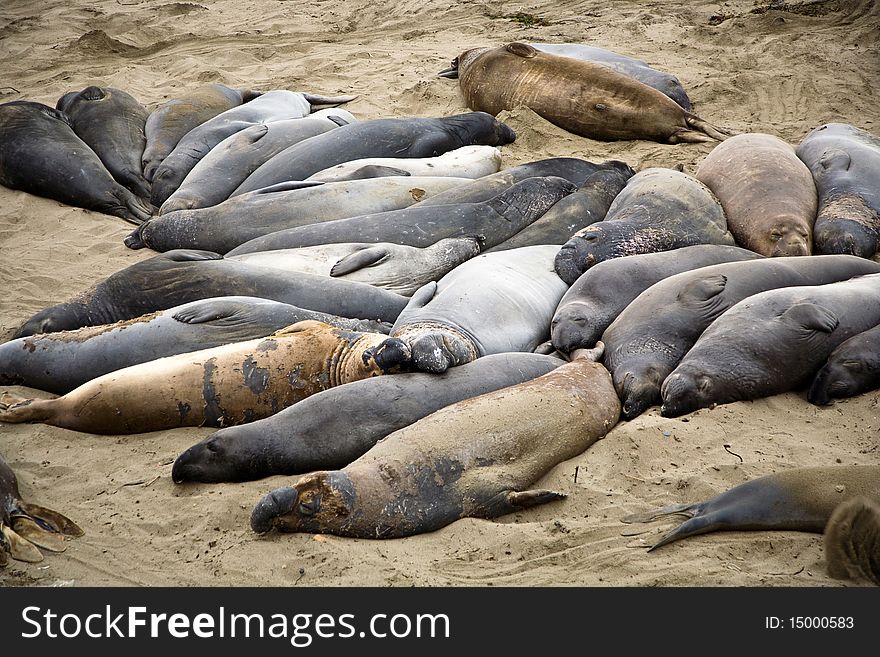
172,298,256,324
782,302,839,333
330,247,390,277
476,488,566,518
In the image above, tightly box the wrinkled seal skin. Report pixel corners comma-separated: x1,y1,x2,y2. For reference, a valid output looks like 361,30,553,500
603,255,880,420
0,101,153,224
232,111,516,195
660,273,880,417
527,42,692,110
446,43,731,143
149,91,357,207
824,496,880,586
809,323,880,406
126,176,470,254
142,83,262,182
379,245,569,373
0,296,390,395
56,86,151,199
551,245,762,355
173,352,564,483
225,176,576,256
0,321,410,434
554,167,736,284
696,133,818,257
12,250,409,338
250,352,620,538
796,123,880,258
0,453,83,566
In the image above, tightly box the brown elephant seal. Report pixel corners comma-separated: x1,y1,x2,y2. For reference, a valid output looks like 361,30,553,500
142,83,262,182
796,123,880,258
250,346,619,538
1,453,83,566
0,321,410,434
442,42,732,143
0,100,153,224
660,273,880,417
824,496,880,586
808,323,880,405
695,133,818,257
56,85,151,199
553,167,736,284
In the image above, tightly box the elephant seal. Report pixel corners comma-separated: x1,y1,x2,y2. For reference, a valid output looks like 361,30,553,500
225,176,575,256
250,347,619,538
442,43,731,143
226,236,482,296
142,83,263,182
0,321,410,434
12,249,409,338
808,323,880,406
486,162,634,251
527,42,692,110
660,273,880,417
127,176,472,254
172,352,565,483
695,133,818,257
149,90,357,206
157,109,355,214
0,453,83,566
796,123,880,258
0,101,153,224
604,255,880,420
377,245,569,373
56,85,151,199
0,296,390,395
824,496,880,586
550,245,763,354
231,111,516,195
554,167,736,284
304,145,502,182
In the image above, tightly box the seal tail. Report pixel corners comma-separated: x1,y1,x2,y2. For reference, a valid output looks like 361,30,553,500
0,393,55,424
303,93,358,111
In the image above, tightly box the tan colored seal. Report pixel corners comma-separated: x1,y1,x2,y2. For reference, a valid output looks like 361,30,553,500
824,496,880,586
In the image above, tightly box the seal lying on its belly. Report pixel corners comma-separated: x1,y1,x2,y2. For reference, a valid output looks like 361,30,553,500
250,346,619,539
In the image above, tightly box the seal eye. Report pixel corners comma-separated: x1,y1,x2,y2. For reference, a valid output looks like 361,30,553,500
583,233,599,242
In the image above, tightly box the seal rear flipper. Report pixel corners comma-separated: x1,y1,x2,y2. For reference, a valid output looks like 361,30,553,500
121,193,155,225
330,247,390,277
1,524,43,563
11,516,67,552
250,180,325,195
680,115,736,142
162,249,224,262
0,395,53,424
476,489,566,519
17,501,84,537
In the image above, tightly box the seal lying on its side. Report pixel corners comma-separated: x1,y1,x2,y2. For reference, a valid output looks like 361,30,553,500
1,453,83,566
250,346,619,539
0,296,390,395
808,323,880,406
172,352,565,483
0,321,410,434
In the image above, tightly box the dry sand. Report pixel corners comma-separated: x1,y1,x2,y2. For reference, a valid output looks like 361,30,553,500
0,0,878,587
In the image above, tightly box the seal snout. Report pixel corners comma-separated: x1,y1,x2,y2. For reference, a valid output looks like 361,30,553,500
363,337,413,373
250,486,299,534
123,223,148,249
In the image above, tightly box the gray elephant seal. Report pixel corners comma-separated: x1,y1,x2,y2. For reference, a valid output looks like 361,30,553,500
554,167,736,284
796,123,880,258
808,323,880,406
604,255,880,420
444,43,731,143
0,100,153,224
12,249,409,338
126,176,471,254
172,352,564,483
824,496,880,586
0,321,410,434
550,245,763,355
227,236,482,296
232,111,516,195
56,85,151,199
225,176,576,256
660,273,880,417
0,296,390,395
1,453,83,566
250,350,619,538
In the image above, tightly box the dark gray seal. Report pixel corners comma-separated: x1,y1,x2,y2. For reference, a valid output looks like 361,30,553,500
660,273,880,417
604,255,880,420
0,296,390,395
554,167,736,285
808,322,880,406
172,352,565,483
12,249,410,338
796,122,880,258
0,100,153,224
56,85,151,199
550,245,763,355
231,111,516,195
